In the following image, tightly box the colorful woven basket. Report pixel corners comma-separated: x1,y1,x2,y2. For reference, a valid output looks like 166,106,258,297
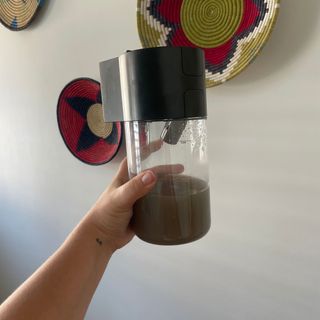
137,0,280,87
0,0,44,31
57,78,122,166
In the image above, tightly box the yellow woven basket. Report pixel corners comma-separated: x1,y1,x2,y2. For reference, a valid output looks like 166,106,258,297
137,0,280,87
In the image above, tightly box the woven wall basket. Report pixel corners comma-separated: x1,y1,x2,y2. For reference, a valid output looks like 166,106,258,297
57,78,122,166
0,0,44,31
137,0,280,87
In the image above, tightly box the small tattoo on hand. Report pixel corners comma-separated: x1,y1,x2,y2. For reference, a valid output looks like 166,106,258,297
96,238,103,246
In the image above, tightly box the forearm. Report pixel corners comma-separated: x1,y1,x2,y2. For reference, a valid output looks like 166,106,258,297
0,159,156,320
0,213,113,320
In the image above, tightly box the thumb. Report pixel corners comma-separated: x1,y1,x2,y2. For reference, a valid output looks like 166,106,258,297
113,171,157,210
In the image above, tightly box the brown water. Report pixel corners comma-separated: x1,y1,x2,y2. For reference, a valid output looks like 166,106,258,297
132,175,211,245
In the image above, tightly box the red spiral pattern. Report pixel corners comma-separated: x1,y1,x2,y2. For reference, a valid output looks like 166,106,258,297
57,78,122,166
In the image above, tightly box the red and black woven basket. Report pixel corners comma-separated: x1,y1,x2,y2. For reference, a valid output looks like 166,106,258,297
57,78,122,166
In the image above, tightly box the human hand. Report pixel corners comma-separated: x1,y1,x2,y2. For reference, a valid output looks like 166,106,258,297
86,158,184,252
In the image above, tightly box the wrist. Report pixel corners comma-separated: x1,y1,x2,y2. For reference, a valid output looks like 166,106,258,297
77,215,117,256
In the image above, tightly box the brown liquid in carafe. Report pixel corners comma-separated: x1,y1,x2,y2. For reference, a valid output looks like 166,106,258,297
132,175,211,245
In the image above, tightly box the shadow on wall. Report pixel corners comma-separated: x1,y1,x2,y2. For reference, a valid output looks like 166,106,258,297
28,0,55,30
0,198,21,302
0,249,16,303
230,0,320,85
0,197,50,303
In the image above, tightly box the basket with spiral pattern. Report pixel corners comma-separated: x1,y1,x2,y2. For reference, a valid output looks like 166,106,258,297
137,0,280,87
0,0,44,31
57,78,122,166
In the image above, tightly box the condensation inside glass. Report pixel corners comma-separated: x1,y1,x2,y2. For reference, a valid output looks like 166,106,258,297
125,119,209,183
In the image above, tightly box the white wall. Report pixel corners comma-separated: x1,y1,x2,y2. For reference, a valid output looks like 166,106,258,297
1,1,320,319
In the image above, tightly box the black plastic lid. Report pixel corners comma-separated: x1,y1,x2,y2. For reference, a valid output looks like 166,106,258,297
100,47,207,122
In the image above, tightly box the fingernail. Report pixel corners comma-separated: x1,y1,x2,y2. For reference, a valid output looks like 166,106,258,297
141,171,156,186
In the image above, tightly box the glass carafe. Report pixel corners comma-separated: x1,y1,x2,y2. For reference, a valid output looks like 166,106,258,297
125,118,211,245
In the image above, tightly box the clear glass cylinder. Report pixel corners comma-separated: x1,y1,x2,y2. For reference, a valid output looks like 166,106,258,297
125,119,211,245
